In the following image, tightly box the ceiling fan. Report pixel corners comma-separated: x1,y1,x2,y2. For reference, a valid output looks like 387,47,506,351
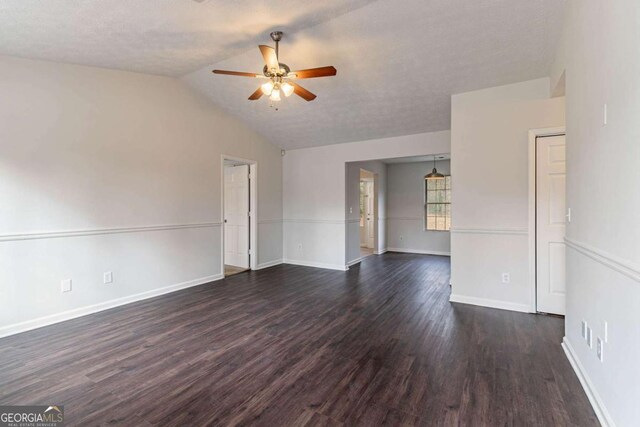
212,31,337,102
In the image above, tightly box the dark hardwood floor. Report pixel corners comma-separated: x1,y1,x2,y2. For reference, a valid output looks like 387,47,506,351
0,253,598,426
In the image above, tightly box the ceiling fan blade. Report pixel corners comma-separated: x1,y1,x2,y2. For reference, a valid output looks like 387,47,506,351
288,66,337,79
248,87,263,100
291,82,317,101
259,45,279,71
212,70,263,78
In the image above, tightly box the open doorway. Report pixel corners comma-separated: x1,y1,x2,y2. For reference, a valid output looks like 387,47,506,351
222,156,257,277
359,169,376,258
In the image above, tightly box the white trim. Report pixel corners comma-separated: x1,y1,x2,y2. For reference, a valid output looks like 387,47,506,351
0,274,223,339
221,155,258,275
0,222,222,242
283,258,348,271
387,248,451,256
374,249,387,255
449,294,531,313
255,259,283,270
283,219,346,225
565,237,640,283
562,337,615,427
528,127,566,312
450,227,527,235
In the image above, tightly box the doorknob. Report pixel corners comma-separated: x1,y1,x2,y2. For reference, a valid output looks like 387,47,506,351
224,219,227,223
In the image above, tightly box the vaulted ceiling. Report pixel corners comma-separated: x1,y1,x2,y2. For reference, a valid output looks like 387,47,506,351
0,0,564,149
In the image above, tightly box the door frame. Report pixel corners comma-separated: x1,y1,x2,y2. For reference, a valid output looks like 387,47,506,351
221,155,258,277
527,127,566,313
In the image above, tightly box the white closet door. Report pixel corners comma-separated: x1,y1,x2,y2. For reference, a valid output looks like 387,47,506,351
536,135,566,315
224,165,249,268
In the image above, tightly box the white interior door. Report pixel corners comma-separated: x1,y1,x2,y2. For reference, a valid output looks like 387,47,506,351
536,135,566,315
224,164,249,268
366,181,374,249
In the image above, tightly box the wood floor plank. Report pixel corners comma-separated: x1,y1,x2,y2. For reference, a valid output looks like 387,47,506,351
0,253,599,426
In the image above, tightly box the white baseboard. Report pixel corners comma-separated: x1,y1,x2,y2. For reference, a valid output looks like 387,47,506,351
374,249,387,255
449,294,530,313
562,337,614,427
283,258,348,271
387,247,451,256
255,259,283,270
0,274,223,339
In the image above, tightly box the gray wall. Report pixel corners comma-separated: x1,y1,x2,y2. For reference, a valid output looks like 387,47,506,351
553,1,640,425
0,55,283,337
450,78,565,313
387,160,450,255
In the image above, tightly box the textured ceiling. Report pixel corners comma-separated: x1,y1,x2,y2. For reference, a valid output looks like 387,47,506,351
0,0,378,76
185,0,564,149
0,0,564,149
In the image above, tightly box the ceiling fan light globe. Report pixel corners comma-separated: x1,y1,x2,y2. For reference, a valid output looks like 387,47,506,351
261,81,274,96
269,89,281,101
281,82,294,97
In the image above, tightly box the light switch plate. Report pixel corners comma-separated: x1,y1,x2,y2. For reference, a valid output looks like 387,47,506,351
581,320,587,339
587,326,593,348
104,272,113,284
61,279,72,293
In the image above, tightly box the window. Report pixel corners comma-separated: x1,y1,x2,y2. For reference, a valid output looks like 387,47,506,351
425,176,451,231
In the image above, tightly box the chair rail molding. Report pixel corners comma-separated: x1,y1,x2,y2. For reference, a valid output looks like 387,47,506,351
565,237,640,283
0,222,223,242
450,227,528,235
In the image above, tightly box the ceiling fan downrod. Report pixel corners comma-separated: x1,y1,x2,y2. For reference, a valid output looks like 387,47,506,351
270,31,283,59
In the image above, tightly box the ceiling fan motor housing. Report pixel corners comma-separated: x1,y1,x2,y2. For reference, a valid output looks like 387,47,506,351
263,63,290,78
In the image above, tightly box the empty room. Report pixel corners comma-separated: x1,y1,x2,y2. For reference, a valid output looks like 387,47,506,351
0,1,638,426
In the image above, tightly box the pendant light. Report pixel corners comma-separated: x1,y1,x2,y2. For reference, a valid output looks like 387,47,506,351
425,155,445,180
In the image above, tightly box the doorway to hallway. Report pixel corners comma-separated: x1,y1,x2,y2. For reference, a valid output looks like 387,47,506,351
360,169,375,258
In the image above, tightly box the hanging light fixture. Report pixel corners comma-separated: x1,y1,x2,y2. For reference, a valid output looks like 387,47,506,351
425,155,445,180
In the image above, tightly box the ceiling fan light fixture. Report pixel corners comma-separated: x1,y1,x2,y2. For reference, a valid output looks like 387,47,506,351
281,82,294,97
212,31,336,103
261,81,274,96
269,89,281,101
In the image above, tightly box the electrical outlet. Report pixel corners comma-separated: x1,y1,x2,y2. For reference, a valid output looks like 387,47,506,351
581,320,587,339
349,207,353,214
597,337,604,362
61,279,72,293
501,273,510,284
587,326,593,348
400,236,403,241
297,243,303,252
104,271,113,284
